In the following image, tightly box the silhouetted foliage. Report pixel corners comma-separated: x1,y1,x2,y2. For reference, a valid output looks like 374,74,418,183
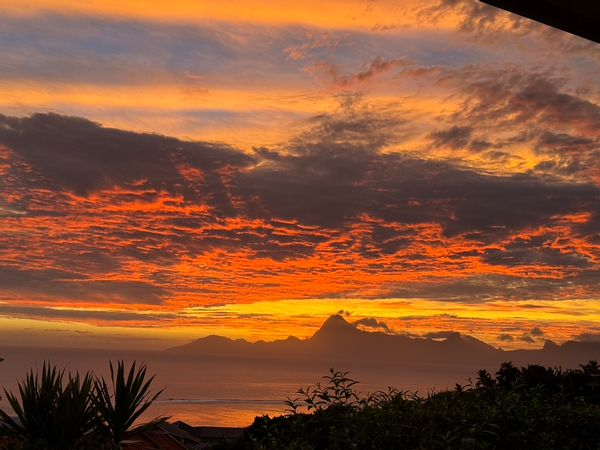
581,360,600,375
93,361,167,448
0,361,164,450
227,361,600,449
495,361,520,388
0,363,96,450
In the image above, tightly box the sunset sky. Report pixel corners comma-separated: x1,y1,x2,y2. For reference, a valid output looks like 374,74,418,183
1,0,600,350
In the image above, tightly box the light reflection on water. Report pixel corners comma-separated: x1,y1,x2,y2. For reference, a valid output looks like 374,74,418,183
149,399,286,427
0,346,459,427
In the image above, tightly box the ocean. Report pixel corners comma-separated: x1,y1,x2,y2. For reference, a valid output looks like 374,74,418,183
0,345,463,427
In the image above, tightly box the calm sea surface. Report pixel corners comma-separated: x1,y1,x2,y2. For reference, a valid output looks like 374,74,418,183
0,346,463,427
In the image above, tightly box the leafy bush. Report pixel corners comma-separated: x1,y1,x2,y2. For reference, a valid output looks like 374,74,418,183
230,361,600,449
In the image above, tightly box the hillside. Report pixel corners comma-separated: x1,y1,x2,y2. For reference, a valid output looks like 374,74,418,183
168,315,600,371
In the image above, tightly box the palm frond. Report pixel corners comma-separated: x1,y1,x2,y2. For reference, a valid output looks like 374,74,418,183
93,360,167,446
0,362,95,449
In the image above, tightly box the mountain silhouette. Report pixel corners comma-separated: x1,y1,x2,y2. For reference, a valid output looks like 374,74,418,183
310,314,362,342
168,314,599,373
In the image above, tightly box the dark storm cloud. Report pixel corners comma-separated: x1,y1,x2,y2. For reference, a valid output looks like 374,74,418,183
454,71,600,134
498,333,514,342
383,274,600,303
3,111,600,303
314,57,412,88
237,105,600,234
0,113,252,205
0,266,85,288
497,328,545,345
483,240,591,268
0,304,177,322
0,266,166,304
353,317,391,332
509,79,600,135
429,126,473,150
3,111,600,234
537,132,595,152
345,57,409,84
429,125,494,152
518,334,535,344
437,68,600,174
4,108,600,237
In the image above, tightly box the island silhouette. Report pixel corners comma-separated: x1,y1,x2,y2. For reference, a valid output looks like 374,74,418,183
169,314,600,371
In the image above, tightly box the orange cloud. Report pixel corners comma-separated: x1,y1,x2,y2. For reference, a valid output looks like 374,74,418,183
1,0,600,349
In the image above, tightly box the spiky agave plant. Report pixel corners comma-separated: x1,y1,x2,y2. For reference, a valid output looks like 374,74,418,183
93,361,166,447
0,362,96,449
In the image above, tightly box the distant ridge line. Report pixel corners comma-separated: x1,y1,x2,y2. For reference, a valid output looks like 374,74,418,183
167,315,600,370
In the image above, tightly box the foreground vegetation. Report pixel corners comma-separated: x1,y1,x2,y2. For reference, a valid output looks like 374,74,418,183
2,360,600,449
0,361,165,450
230,362,600,449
